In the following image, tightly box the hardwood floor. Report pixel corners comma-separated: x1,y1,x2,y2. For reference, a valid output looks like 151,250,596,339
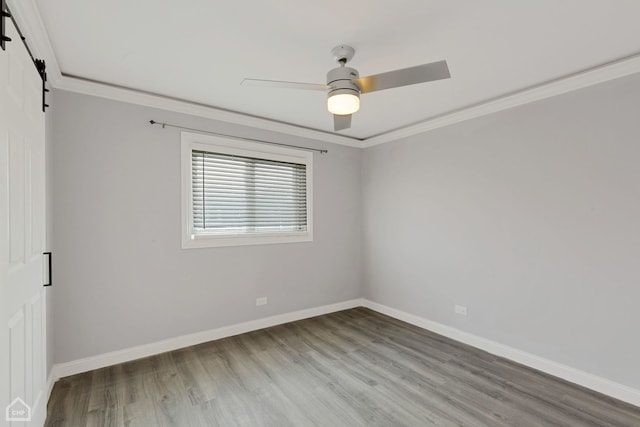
45,308,640,426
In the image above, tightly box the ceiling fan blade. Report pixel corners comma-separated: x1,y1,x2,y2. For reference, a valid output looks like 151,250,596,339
241,78,331,91
334,114,352,131
355,60,450,94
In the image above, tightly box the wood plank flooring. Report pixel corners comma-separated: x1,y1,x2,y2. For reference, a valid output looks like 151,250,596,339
45,308,640,426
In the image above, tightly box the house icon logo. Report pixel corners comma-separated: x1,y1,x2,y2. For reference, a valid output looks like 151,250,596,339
5,397,31,422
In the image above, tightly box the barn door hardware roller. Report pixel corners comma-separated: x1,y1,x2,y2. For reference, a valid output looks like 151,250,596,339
1,0,11,50
35,59,50,112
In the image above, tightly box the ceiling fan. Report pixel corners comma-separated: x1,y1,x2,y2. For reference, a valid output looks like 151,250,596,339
241,45,451,132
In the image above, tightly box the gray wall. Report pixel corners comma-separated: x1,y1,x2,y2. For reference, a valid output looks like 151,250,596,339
362,73,640,389
51,71,640,392
51,90,362,363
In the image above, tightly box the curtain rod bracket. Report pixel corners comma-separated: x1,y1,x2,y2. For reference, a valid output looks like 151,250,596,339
149,120,328,154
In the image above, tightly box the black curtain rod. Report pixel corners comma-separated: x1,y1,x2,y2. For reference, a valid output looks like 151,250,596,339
149,120,328,154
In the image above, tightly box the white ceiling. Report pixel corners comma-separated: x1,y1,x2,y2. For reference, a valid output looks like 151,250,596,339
32,0,640,139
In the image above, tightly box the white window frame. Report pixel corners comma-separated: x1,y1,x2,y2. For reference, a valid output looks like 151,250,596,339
181,131,313,248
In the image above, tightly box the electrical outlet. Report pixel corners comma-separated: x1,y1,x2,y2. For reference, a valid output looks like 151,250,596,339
256,297,268,306
454,304,468,316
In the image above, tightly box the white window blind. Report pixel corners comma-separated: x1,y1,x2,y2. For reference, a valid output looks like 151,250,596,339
191,150,308,235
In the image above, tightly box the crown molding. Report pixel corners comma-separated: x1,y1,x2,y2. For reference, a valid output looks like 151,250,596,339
362,52,640,147
54,74,363,147
9,1,640,149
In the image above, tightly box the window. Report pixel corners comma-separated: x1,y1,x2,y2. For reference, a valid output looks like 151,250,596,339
181,132,313,248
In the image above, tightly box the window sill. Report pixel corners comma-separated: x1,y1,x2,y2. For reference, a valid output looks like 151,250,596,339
182,231,313,249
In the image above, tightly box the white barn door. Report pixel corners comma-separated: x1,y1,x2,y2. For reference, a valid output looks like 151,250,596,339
0,16,48,427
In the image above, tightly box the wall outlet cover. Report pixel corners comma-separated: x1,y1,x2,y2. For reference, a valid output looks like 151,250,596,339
454,304,468,316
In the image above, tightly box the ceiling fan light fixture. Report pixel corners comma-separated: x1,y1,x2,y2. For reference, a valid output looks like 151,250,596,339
327,89,360,115
242,44,450,132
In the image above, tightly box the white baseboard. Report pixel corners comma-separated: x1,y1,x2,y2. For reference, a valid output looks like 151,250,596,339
50,297,640,409
52,298,364,380
361,299,640,408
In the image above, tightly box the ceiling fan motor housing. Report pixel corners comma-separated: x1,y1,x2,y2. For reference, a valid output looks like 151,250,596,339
327,66,361,98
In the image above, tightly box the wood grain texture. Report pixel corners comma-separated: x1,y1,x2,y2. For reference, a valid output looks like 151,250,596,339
45,308,640,426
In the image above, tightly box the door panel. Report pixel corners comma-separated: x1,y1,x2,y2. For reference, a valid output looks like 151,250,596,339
30,146,44,260
8,132,25,267
8,310,25,414
6,48,24,108
0,16,47,427
29,293,44,409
